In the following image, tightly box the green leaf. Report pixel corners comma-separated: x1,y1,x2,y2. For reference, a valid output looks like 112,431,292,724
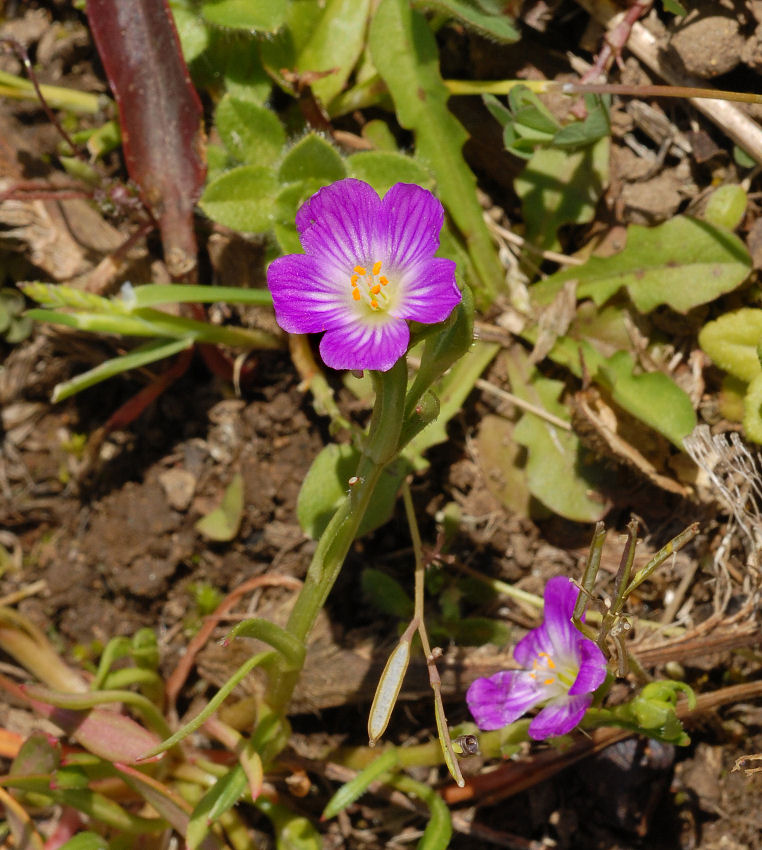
534,216,752,313
200,0,288,32
170,4,210,63
361,567,415,619
57,833,110,850
369,0,504,308
552,96,610,149
412,0,519,43
475,414,534,516
295,0,372,105
744,372,762,443
597,350,697,448
506,350,610,522
278,133,346,184
215,95,286,166
297,444,410,538
346,151,434,196
403,340,499,470
322,749,399,819
257,798,322,850
200,165,279,232
388,774,452,850
51,338,192,403
451,616,510,646
195,472,244,541
187,765,248,850
662,0,687,14
704,183,747,231
699,308,762,382
515,135,609,251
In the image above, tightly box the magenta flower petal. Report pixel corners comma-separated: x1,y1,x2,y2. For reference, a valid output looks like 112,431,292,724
467,575,608,738
466,671,542,731
268,254,351,334
376,183,445,269
319,316,410,373
568,639,607,696
528,693,592,740
267,178,461,372
513,621,552,668
541,577,579,653
295,178,380,273
394,258,460,324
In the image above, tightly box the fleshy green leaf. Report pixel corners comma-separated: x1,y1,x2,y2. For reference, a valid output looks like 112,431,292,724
195,472,244,541
534,216,752,313
200,0,288,32
704,184,747,231
200,165,279,232
57,833,110,850
744,372,762,443
699,308,762,382
475,414,534,517
215,95,286,166
322,749,399,819
257,798,322,850
515,135,609,251
187,765,248,850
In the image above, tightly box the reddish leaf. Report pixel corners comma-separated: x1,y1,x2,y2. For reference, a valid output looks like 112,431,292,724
86,0,206,278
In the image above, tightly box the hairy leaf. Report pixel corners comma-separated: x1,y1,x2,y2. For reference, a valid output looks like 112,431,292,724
412,0,519,43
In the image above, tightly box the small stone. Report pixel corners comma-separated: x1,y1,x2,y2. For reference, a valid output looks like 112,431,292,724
158,468,196,512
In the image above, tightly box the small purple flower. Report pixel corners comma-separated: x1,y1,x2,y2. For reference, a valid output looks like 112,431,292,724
467,577,607,740
267,178,461,372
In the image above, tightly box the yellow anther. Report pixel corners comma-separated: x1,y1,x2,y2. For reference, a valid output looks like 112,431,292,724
543,678,555,685
352,289,361,301
370,299,379,309
372,261,383,275
370,284,381,295
380,276,388,286
351,274,359,285
354,265,366,275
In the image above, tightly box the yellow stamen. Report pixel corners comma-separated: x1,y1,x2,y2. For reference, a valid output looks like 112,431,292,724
538,652,555,669
372,261,383,275
544,678,555,685
351,274,359,285
370,284,381,295
352,289,361,301
370,299,379,309
380,276,388,286
354,265,366,275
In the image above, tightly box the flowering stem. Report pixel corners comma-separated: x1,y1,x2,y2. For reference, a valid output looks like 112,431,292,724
402,481,464,787
267,360,409,715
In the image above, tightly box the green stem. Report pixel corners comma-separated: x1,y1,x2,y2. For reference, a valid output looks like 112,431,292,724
267,360,408,714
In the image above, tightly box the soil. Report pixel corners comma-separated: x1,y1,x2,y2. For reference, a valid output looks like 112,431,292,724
2,2,762,849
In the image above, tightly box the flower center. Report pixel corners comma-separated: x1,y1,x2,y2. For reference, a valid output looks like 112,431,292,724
350,261,390,312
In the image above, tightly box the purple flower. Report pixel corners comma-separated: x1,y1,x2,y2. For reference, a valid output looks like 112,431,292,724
467,577,607,740
266,178,461,372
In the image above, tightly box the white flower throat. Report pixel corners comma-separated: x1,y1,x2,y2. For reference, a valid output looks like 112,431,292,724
350,261,391,312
